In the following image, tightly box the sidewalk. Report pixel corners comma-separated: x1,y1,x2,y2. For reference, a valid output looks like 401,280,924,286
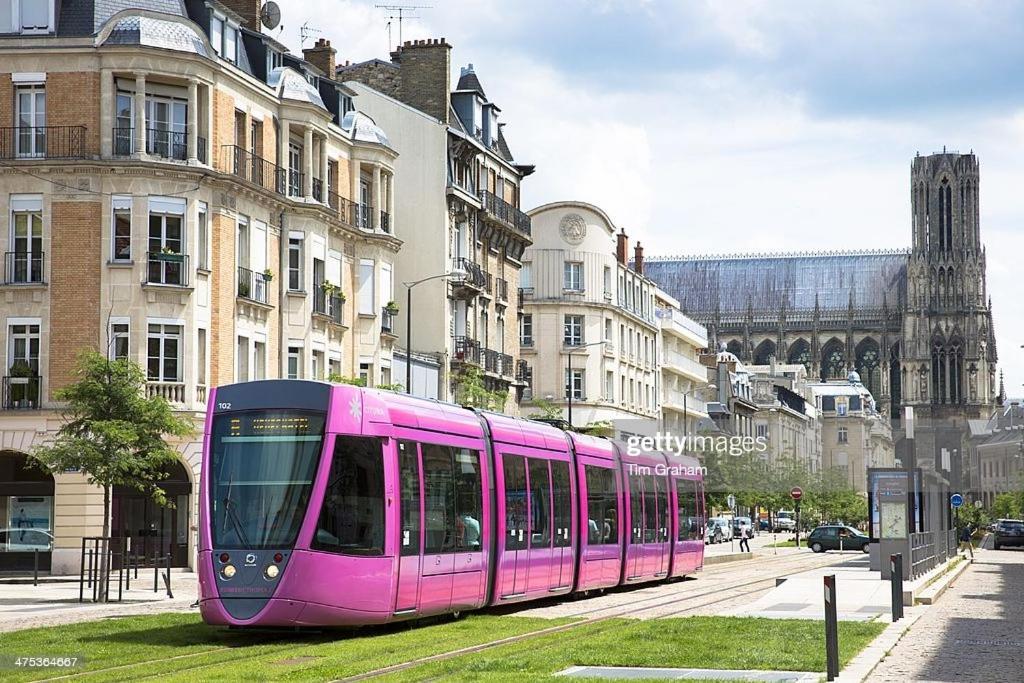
0,570,199,633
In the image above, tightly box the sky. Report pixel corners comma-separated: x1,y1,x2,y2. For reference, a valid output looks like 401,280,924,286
276,0,1024,395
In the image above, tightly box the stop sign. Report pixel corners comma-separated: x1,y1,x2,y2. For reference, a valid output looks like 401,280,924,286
791,487,803,500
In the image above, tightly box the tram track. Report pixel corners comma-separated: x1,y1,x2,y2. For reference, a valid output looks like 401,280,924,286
32,551,848,682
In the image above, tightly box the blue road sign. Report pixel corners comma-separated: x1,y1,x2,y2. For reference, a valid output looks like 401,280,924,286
950,493,964,508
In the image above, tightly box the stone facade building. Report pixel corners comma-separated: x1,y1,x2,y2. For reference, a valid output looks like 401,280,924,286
749,363,822,473
0,1,401,572
644,152,998,486
339,47,533,411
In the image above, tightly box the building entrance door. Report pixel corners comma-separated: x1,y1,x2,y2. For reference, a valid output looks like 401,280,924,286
112,461,191,568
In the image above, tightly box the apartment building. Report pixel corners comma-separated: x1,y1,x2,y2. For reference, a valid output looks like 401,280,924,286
340,48,533,412
655,291,711,437
0,1,400,573
520,202,661,436
965,403,1024,507
808,373,895,493
749,362,822,471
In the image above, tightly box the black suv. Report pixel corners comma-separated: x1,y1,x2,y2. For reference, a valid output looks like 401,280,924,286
807,525,870,553
993,519,1024,550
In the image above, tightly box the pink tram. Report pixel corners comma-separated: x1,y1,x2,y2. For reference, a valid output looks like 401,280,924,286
198,380,705,627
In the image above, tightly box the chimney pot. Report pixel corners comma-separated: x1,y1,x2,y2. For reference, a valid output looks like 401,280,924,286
634,241,645,275
616,227,629,265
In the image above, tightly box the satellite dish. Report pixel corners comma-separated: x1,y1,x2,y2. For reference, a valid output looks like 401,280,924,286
260,1,281,31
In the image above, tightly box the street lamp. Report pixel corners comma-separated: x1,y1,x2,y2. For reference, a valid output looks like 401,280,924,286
402,267,466,395
566,340,606,427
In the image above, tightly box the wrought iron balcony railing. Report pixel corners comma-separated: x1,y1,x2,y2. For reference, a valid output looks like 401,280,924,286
312,177,324,203
287,168,305,198
380,210,391,234
222,145,286,195
2,375,41,410
146,252,189,287
452,336,482,366
145,128,187,160
313,289,344,325
0,126,87,159
479,190,531,237
353,203,374,230
237,266,270,304
453,257,488,290
4,251,45,284
381,307,396,334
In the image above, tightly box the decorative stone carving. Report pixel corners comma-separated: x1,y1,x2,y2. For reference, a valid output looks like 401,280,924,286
559,213,586,245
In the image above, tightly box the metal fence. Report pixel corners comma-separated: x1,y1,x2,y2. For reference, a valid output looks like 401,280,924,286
78,537,173,603
910,528,958,579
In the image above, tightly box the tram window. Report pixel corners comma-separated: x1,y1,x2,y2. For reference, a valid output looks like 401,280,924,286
656,476,670,542
453,448,482,550
643,475,658,542
677,480,701,542
630,475,644,543
422,443,455,554
551,460,572,548
312,436,384,556
528,458,551,548
584,465,618,545
503,455,527,551
398,441,420,556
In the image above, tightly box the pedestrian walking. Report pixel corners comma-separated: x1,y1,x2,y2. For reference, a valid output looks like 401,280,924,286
739,524,751,552
959,522,974,562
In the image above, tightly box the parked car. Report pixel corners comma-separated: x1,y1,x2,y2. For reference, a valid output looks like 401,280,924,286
774,510,797,532
0,528,54,552
807,525,870,553
732,516,755,538
993,519,1024,550
706,517,734,543
759,518,771,531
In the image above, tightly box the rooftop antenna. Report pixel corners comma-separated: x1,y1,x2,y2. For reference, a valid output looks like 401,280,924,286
375,4,432,51
299,21,321,47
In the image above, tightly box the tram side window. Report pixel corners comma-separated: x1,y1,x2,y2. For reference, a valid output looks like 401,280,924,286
313,436,384,556
643,475,658,542
656,476,670,542
551,461,572,548
503,455,527,551
423,444,455,554
676,479,701,542
528,458,551,548
398,441,420,556
584,465,618,545
453,448,483,550
629,475,644,543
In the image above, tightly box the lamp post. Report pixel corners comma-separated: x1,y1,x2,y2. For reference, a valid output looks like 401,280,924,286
566,340,606,428
402,268,466,395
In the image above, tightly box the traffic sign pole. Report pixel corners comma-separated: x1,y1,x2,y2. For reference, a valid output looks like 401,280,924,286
791,487,803,548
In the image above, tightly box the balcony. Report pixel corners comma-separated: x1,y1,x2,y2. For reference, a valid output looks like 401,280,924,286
287,169,305,199
222,145,286,195
451,257,488,298
352,203,374,230
146,252,189,287
4,252,45,285
452,336,481,366
237,266,270,304
0,126,87,159
380,210,391,234
381,307,396,335
327,189,355,222
479,190,531,237
2,376,41,410
146,381,185,404
113,128,190,161
312,177,324,203
516,359,531,382
662,348,710,381
313,290,344,325
480,349,514,378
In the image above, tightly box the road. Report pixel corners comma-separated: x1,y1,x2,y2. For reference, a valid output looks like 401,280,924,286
867,546,1024,682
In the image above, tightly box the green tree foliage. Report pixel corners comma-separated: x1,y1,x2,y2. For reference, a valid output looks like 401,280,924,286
527,397,562,421
327,374,367,387
453,366,507,412
992,492,1022,520
29,351,194,597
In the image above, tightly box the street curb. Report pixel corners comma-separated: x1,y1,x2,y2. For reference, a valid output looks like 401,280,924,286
704,552,754,565
915,554,970,605
833,611,923,683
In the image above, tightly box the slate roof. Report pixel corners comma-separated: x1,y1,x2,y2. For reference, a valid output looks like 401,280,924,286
268,68,327,109
104,14,207,56
341,111,390,147
50,0,188,37
643,250,910,315
456,68,486,98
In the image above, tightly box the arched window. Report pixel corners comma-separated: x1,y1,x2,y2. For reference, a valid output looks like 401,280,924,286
788,339,811,372
726,340,743,358
931,339,947,404
820,339,846,381
753,339,776,366
855,338,881,401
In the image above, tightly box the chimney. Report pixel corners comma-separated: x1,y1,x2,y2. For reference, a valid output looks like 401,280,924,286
390,37,452,122
303,38,337,79
633,241,644,275
616,228,629,265
219,0,262,32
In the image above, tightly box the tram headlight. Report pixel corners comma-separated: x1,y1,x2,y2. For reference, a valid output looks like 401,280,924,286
221,564,236,579
265,564,280,580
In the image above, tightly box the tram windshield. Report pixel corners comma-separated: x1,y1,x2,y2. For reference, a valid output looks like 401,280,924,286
209,410,326,549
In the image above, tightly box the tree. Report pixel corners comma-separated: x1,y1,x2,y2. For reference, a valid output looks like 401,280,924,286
453,366,507,411
527,397,562,421
992,492,1021,520
29,351,194,599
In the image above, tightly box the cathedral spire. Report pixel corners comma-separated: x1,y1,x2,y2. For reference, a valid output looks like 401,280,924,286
998,369,1006,407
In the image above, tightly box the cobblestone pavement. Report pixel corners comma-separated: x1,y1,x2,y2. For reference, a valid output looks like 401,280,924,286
867,547,1024,682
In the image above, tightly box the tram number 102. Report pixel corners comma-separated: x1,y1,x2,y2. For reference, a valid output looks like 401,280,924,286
217,402,232,411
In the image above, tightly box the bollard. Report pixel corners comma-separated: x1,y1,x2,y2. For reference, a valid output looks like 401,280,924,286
165,553,173,599
824,574,839,681
890,554,904,622
79,538,86,603
154,553,159,593
33,549,39,586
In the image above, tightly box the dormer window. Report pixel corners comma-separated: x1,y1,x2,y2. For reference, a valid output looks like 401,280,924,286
208,10,239,64
340,94,354,117
267,49,283,74
1,0,54,34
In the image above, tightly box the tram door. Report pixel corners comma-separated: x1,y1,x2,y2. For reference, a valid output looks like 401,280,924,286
652,475,671,577
394,441,421,614
500,454,528,597
420,443,456,614
550,461,574,588
626,474,644,579
526,458,553,593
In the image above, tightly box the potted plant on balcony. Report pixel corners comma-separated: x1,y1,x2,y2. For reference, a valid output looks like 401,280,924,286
156,246,184,263
8,360,35,408
384,300,400,315
262,268,274,282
